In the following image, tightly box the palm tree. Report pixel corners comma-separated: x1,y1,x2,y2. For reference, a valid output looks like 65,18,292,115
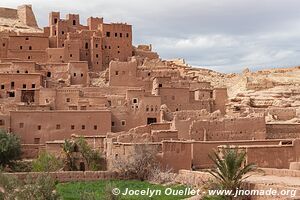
208,147,260,199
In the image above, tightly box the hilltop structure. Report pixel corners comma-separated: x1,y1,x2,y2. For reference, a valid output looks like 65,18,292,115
0,5,299,175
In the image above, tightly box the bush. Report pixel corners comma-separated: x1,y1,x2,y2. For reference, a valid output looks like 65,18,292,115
112,144,160,181
32,152,63,172
62,138,105,171
9,160,33,172
0,172,60,200
0,129,21,167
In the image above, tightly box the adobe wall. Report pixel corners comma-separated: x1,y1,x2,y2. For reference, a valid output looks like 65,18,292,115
266,123,300,139
192,139,291,169
0,7,18,19
161,141,192,172
267,108,296,121
21,144,43,159
108,60,139,87
3,171,118,182
243,139,300,169
10,110,111,144
17,5,38,27
190,116,266,141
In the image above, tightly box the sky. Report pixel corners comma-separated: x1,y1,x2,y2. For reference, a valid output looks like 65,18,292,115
2,0,300,73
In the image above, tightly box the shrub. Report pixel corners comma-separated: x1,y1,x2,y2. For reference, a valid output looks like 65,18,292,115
32,152,63,172
112,144,160,181
0,129,21,167
0,172,60,200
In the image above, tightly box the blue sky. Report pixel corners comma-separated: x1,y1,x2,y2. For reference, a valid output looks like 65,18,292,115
2,0,300,72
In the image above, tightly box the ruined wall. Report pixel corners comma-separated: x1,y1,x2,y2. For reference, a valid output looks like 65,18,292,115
266,123,300,139
189,115,266,141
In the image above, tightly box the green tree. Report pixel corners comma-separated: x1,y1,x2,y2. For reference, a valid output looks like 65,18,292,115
0,129,21,167
208,148,259,199
76,137,104,171
32,152,63,172
62,139,78,171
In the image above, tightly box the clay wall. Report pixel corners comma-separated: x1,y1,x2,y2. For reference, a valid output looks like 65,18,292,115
190,116,266,141
266,123,300,139
267,108,296,121
0,73,42,99
213,88,227,114
161,141,192,172
3,171,117,182
108,60,139,87
192,139,292,169
0,7,18,19
100,23,132,68
10,110,111,144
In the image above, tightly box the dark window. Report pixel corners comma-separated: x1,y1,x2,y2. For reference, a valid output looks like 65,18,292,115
106,32,110,37
109,46,111,49
62,31,64,35
25,37,29,40
9,92,15,97
105,45,107,49
20,46,22,50
0,120,4,126
115,71,119,75
147,118,157,125
25,70,28,73
133,99,138,104
96,54,99,58
94,125,98,130
73,20,76,25
121,120,126,126
126,33,129,37
66,98,70,102
54,18,58,24
117,46,120,48
34,138,40,144
82,125,85,130
19,123,24,128
85,42,88,49
73,73,76,77
28,56,31,59
47,72,51,77
22,84,26,89
148,72,150,76
32,84,35,88
29,46,32,50
70,54,72,57
71,125,75,130
37,125,41,130
118,51,120,54
159,84,162,87
17,70,20,73
81,73,83,77
95,44,98,48
115,33,118,37
54,30,56,35
11,82,14,89
56,124,61,129
120,33,122,37
3,43,5,47
111,122,115,127
1,85,4,89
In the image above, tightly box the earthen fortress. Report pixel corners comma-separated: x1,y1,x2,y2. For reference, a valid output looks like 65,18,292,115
0,5,299,173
